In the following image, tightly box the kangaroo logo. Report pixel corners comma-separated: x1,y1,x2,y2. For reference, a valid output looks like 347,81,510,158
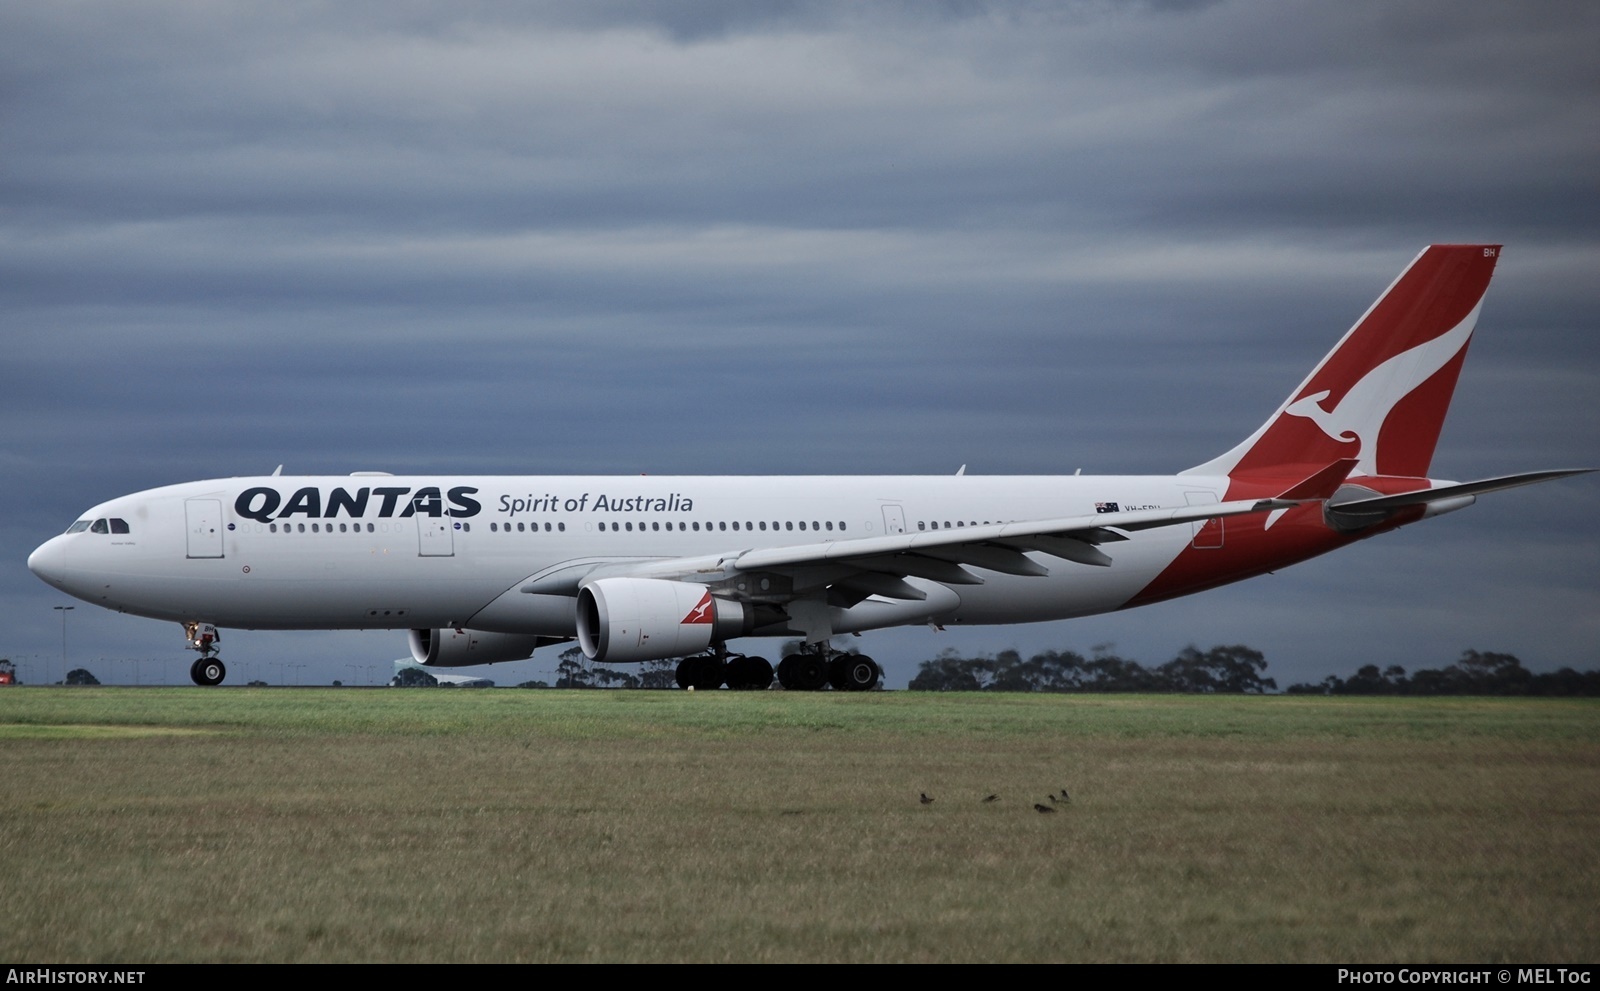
1281,306,1477,475
681,590,715,625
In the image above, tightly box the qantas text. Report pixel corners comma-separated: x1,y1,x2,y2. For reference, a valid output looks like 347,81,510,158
233,486,698,522
235,486,482,522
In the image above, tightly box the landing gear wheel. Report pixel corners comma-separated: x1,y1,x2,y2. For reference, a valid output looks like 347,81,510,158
676,656,725,691
794,654,829,691
777,654,800,690
841,655,880,692
827,655,850,691
191,657,226,687
734,656,773,691
695,657,725,690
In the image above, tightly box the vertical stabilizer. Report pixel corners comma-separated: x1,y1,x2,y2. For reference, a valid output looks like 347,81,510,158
1183,244,1501,480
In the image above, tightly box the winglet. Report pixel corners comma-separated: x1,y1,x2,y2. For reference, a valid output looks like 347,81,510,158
1274,458,1360,502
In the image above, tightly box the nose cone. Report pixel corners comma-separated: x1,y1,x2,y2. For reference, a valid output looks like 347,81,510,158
28,535,70,589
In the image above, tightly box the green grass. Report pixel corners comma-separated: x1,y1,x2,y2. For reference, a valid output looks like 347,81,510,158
1,688,1596,962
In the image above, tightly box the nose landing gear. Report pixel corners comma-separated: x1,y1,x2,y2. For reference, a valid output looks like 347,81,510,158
184,622,226,686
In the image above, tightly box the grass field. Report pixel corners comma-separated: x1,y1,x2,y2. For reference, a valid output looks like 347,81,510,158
1,687,1596,963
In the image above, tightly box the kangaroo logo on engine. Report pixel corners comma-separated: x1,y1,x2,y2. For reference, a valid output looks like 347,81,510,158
681,591,716,625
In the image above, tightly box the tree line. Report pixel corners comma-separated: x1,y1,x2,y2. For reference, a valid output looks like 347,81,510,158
906,645,1600,696
1283,649,1600,696
907,644,1278,693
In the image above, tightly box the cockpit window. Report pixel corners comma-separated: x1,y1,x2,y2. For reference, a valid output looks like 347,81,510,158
90,519,109,534
110,518,130,534
66,520,91,534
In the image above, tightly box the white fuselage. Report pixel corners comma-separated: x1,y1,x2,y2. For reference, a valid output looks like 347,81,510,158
28,473,1238,639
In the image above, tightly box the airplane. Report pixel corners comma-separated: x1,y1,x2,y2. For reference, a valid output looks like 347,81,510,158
27,244,1591,690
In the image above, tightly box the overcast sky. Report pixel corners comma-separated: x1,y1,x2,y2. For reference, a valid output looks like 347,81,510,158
3,1,1596,688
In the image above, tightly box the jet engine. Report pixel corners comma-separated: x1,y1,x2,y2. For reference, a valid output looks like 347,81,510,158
408,628,549,667
576,578,750,663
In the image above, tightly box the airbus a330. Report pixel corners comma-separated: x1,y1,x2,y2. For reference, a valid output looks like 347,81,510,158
29,244,1590,689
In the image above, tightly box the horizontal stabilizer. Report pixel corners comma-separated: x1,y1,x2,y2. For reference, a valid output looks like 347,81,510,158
1328,468,1595,514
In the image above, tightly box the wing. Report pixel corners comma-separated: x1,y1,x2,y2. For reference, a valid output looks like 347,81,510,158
518,493,1303,606
722,496,1299,604
513,461,1368,613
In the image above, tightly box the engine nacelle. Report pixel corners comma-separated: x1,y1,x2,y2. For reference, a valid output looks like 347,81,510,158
576,578,749,663
408,628,547,667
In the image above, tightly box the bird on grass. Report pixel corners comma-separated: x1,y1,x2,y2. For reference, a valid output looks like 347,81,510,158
920,793,935,805
1034,803,1056,814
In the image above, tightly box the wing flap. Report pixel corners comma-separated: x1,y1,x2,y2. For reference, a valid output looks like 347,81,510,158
916,544,1050,577
852,553,986,585
993,534,1114,567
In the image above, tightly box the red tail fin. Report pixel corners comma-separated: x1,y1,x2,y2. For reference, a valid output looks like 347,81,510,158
1184,244,1501,480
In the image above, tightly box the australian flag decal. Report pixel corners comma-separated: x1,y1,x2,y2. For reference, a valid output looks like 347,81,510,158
1095,501,1119,514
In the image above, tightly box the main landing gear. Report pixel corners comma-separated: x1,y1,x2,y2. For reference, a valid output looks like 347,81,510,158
675,646,775,691
776,645,881,692
184,621,226,686
673,643,881,691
